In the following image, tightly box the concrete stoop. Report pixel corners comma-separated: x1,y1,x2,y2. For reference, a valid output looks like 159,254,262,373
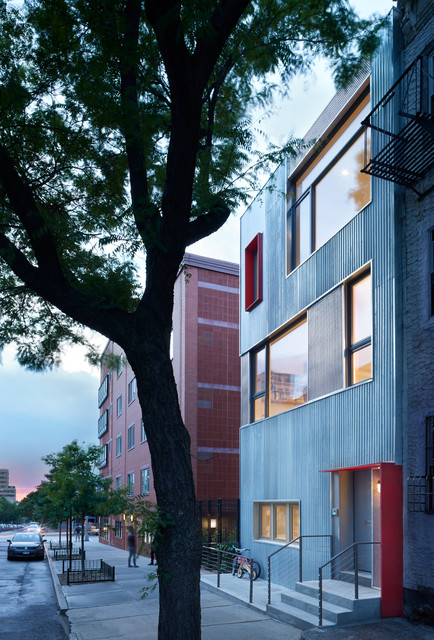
267,579,381,630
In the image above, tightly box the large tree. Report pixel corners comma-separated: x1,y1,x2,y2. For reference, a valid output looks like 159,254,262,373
0,1,384,637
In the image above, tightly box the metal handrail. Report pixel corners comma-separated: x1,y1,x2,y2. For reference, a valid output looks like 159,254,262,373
201,545,256,604
318,541,380,627
267,535,332,605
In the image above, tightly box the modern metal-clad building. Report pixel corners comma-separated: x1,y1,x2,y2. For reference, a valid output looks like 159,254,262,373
239,3,433,625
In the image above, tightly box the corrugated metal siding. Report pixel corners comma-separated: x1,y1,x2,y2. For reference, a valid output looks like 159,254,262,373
239,29,398,560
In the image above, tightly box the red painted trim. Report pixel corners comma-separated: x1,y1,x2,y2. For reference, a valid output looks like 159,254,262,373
319,463,381,473
380,463,403,617
245,233,263,311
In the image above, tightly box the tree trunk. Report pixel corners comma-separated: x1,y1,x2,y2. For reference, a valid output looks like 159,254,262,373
125,315,202,640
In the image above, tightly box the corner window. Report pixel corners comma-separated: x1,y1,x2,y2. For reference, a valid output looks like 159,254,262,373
245,233,263,311
255,502,300,542
141,468,150,495
287,99,371,275
128,378,136,404
116,435,122,457
127,472,135,496
116,395,122,417
128,425,135,450
347,271,372,385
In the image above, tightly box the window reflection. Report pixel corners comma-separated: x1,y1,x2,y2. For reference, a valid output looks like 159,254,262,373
255,348,266,393
261,505,271,537
352,344,372,383
269,320,308,416
351,273,372,344
254,396,265,421
292,505,300,539
275,505,286,539
315,130,370,249
296,194,311,266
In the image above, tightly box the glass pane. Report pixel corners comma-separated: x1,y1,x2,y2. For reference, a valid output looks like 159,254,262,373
254,396,265,421
255,348,266,393
269,320,308,416
352,345,372,383
286,208,293,275
275,505,286,539
351,274,372,344
292,505,300,539
261,505,271,537
315,131,370,250
296,194,311,266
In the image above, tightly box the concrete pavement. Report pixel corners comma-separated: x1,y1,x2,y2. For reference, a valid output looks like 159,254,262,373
45,535,433,640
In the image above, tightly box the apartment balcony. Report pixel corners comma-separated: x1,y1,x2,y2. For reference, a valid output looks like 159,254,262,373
362,56,434,196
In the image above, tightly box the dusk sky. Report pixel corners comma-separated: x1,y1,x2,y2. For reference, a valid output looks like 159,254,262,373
0,0,392,501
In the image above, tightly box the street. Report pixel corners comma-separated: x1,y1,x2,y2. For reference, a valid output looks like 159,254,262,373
0,531,68,640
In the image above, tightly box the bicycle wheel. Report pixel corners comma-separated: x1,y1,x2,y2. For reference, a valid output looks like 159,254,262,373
237,565,245,578
252,561,261,581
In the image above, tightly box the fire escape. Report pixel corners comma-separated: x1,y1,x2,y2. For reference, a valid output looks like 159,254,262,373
362,56,434,196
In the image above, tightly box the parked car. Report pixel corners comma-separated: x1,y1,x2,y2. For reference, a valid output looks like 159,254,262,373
89,525,99,535
7,532,46,561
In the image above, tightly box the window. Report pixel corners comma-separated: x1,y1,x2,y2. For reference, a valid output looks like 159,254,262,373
127,472,135,496
128,378,136,404
128,425,135,450
141,468,150,495
99,444,108,468
287,99,370,274
245,233,263,311
116,395,122,417
98,410,108,438
100,516,109,541
98,375,109,407
141,419,147,442
347,271,372,385
116,356,123,377
115,520,123,538
116,435,122,457
251,317,308,421
115,475,121,490
255,502,300,542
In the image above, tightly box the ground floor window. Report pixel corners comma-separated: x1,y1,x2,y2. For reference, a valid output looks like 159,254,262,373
115,520,123,538
254,501,300,542
100,517,109,540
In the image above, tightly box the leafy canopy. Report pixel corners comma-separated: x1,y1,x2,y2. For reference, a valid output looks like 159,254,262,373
0,0,386,368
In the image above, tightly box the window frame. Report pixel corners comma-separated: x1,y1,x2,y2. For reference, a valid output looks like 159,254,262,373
128,378,136,404
127,472,135,496
141,419,147,443
116,435,122,457
345,269,372,386
127,424,135,450
254,501,300,544
116,394,122,417
245,232,263,311
140,468,150,495
115,520,123,538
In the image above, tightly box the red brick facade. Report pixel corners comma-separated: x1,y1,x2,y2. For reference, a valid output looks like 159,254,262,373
98,254,240,551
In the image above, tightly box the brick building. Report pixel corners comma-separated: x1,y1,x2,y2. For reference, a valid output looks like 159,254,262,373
0,469,16,503
98,253,240,550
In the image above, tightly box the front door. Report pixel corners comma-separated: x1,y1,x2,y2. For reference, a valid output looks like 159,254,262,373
353,469,373,572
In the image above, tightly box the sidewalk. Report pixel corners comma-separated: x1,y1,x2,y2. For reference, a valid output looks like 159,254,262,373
45,535,433,640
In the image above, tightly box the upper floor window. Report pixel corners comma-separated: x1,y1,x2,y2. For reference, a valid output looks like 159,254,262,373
128,378,136,404
245,233,263,311
116,356,123,377
98,375,109,407
128,424,135,450
141,419,147,442
115,475,121,490
347,271,372,385
116,435,122,456
287,99,371,275
116,395,122,417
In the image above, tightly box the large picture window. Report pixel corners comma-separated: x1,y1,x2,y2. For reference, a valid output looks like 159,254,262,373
287,99,371,274
255,501,300,543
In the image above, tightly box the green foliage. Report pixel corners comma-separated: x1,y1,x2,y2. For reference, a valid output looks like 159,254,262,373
0,0,387,368
0,496,21,522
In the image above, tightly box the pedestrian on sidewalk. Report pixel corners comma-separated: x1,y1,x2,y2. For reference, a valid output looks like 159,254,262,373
74,524,81,542
127,526,138,567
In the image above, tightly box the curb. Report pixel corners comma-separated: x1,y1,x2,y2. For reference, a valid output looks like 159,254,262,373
45,542,68,613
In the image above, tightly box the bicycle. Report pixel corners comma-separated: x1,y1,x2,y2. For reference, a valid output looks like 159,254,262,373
231,547,261,580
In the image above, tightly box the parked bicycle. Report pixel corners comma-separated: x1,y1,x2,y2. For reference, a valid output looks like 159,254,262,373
231,547,261,580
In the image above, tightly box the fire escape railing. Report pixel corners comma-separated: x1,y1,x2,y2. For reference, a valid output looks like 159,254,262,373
361,56,434,195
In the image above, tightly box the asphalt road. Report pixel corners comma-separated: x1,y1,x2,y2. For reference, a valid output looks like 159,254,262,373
0,531,68,640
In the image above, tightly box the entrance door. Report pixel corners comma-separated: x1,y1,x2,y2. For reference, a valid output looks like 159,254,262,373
353,469,372,572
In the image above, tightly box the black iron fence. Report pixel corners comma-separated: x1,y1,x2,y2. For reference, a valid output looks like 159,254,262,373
197,498,240,545
52,546,85,561
63,559,115,585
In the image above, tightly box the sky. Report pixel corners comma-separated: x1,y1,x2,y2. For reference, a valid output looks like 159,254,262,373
0,0,394,501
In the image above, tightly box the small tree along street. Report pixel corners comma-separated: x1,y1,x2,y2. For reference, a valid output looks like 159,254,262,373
0,1,384,637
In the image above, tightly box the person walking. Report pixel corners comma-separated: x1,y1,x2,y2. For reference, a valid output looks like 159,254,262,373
74,524,81,542
127,526,138,567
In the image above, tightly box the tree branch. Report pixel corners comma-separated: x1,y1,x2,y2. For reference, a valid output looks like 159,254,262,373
185,201,231,247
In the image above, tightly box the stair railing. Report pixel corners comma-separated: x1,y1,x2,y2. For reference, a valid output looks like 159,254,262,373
268,534,332,605
318,541,380,627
